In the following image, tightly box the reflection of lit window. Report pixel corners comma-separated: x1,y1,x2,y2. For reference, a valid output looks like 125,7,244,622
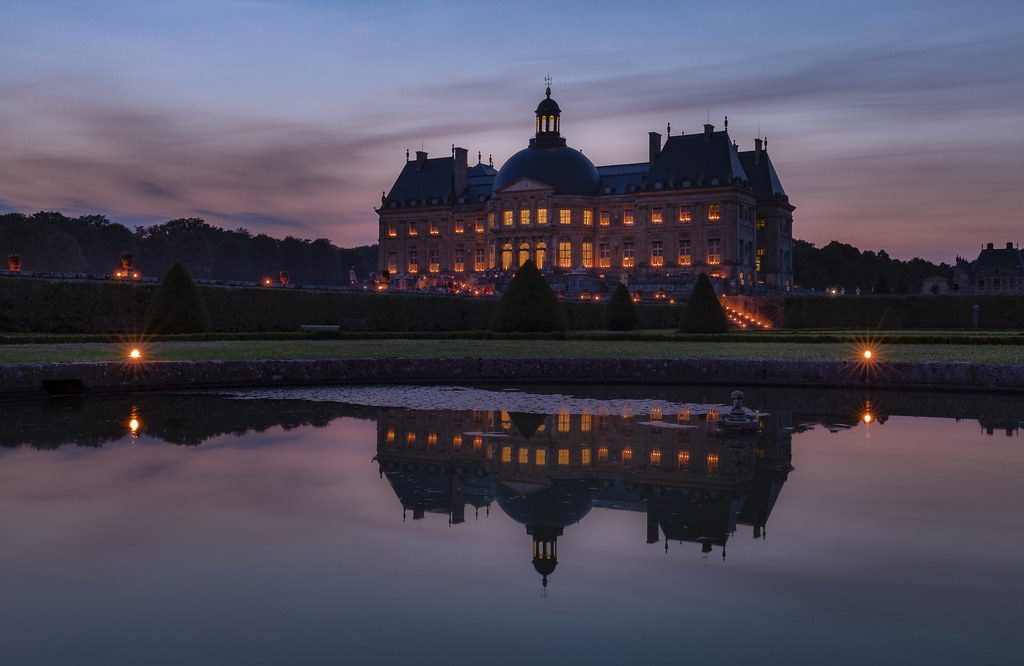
622,447,633,464
452,434,463,449
386,428,395,443
677,410,691,423
581,411,592,432
558,411,570,432
535,449,546,466
650,407,663,421
486,443,494,459
501,411,511,430
650,449,662,467
706,452,719,474
518,448,529,464
582,448,592,465
501,446,512,463
756,217,765,230
677,450,690,468
427,433,438,447
598,447,609,463
558,449,570,465
406,432,416,445
707,409,720,421
474,436,483,451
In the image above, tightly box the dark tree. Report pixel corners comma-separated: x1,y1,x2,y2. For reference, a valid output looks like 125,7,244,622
144,263,211,334
782,299,806,329
679,273,728,333
604,284,640,331
490,260,566,333
894,274,910,294
878,307,902,329
871,273,892,295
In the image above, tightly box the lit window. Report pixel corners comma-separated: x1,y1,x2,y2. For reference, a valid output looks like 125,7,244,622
454,250,465,273
407,221,418,237
623,209,634,225
581,411,592,432
651,208,663,225
387,222,397,238
428,250,439,273
598,243,611,268
599,211,610,226
429,220,439,236
454,219,465,234
501,446,511,463
558,241,572,268
623,242,635,268
598,447,609,463
650,449,662,467
501,411,511,430
489,244,496,269
452,434,463,449
679,207,692,223
581,448,591,465
558,449,570,465
677,409,690,423
650,406,663,421
501,243,512,270
708,203,721,221
408,249,418,273
756,247,765,272
427,433,438,447
706,452,719,474
473,436,483,451
474,247,485,272
583,210,593,226
387,253,397,273
520,209,530,226
488,212,495,228
475,218,485,233
518,447,529,464
385,428,395,443
537,207,548,225
503,210,513,226
679,240,692,266
677,450,690,468
622,447,633,464
756,217,765,230
558,410,570,432
651,241,664,267
559,209,572,225
518,243,530,267
406,432,416,445
534,242,546,269
535,449,546,466
582,242,593,269
708,238,721,265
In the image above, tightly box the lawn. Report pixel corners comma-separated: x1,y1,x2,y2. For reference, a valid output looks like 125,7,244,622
1,338,1022,364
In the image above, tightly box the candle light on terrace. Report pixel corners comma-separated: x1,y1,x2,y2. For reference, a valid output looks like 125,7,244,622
128,348,142,360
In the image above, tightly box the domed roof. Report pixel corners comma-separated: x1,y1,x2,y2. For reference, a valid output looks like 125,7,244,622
535,87,560,115
493,145,600,196
495,478,594,528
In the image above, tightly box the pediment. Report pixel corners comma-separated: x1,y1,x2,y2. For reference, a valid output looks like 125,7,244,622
496,176,555,193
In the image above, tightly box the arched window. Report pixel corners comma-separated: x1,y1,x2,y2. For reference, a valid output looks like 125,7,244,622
518,242,531,267
535,242,546,269
501,243,513,270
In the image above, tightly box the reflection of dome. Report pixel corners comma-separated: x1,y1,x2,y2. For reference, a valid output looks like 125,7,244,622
495,477,595,528
494,145,600,196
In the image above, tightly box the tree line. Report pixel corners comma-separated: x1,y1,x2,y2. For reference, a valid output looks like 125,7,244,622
793,239,953,294
0,211,376,284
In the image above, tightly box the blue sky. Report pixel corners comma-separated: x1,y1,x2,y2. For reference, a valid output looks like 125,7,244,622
2,0,1022,259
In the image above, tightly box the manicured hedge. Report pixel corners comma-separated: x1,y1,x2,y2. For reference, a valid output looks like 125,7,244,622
782,295,1024,329
0,278,681,333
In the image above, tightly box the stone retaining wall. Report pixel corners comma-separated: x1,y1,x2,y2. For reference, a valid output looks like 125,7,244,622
2,357,1024,399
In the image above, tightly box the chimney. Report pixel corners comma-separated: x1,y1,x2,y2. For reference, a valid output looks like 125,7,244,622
703,123,714,140
648,131,662,167
415,150,428,171
454,146,468,196
1007,242,1014,250
754,138,763,165
987,242,994,250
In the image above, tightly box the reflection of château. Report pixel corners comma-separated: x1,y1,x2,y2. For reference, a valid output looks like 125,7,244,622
375,405,793,586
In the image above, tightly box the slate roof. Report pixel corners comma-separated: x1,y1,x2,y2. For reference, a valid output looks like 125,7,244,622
647,130,749,190
384,157,455,207
972,245,1024,274
597,163,648,195
737,150,788,202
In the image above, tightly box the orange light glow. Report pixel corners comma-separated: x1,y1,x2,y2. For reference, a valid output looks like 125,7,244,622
129,418,140,432
128,348,141,360
863,413,873,424
863,350,873,360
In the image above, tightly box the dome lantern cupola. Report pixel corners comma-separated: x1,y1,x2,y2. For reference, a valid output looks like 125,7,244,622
534,86,564,147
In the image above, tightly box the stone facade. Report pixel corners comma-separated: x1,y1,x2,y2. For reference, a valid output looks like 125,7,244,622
953,242,1024,294
377,88,795,293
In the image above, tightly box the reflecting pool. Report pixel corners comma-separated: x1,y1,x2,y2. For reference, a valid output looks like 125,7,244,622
1,385,1022,665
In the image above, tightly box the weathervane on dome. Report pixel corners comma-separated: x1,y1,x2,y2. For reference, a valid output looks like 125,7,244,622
544,72,552,96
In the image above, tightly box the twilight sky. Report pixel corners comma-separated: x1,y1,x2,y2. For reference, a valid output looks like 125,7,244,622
1,0,1022,260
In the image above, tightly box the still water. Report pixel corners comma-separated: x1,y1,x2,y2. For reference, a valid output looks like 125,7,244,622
1,385,1022,665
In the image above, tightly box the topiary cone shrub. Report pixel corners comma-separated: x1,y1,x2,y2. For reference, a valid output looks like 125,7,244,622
490,260,566,333
144,262,212,334
604,284,640,331
878,307,902,329
679,273,729,333
872,273,892,295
